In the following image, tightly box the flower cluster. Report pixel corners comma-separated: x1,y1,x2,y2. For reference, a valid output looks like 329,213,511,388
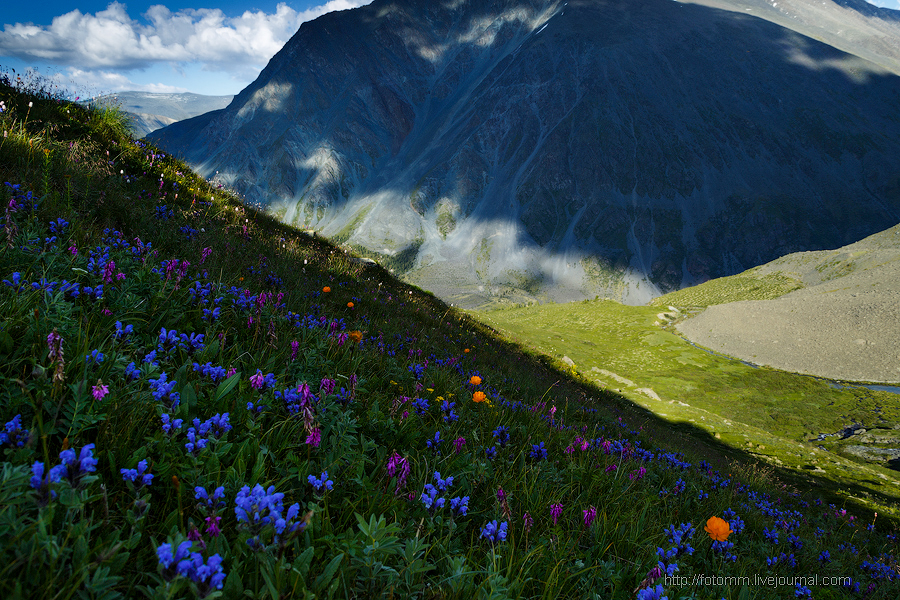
120,459,153,488
480,520,508,543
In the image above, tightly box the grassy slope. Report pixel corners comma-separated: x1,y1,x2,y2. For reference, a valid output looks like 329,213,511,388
476,298,900,508
1,75,899,599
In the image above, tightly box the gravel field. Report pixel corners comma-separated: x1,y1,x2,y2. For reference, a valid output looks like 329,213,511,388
677,225,900,383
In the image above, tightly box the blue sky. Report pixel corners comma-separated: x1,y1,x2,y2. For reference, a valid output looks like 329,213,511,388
0,1,372,96
1,0,897,97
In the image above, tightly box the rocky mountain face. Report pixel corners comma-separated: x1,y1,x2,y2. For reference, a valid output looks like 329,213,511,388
100,92,233,137
148,0,900,307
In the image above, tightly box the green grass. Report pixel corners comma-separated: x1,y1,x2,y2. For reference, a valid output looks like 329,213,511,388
650,270,803,308
1,73,899,600
475,300,900,509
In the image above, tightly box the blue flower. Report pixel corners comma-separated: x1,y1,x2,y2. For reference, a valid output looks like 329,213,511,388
308,471,333,493
121,459,153,487
85,349,104,365
480,520,508,543
1,414,29,448
529,442,547,461
450,495,469,516
492,425,510,447
157,540,193,571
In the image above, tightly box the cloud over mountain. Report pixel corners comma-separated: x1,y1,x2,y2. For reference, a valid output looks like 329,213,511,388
0,1,371,82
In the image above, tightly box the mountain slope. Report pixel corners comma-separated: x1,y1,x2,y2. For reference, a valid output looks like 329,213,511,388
149,0,900,307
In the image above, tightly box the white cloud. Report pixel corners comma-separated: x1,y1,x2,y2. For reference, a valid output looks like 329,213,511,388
0,1,370,78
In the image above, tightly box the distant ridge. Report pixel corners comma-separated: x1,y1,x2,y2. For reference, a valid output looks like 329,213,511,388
149,0,900,307
99,91,233,137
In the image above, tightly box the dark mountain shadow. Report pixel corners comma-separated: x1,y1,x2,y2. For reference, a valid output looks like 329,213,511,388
148,0,900,301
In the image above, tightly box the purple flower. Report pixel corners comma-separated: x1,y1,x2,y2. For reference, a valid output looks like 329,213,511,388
92,381,109,401
583,505,597,527
205,516,222,538
550,503,563,525
305,427,321,448
523,512,534,531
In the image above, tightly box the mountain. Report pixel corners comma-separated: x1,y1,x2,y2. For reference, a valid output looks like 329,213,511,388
99,92,233,137
147,0,900,307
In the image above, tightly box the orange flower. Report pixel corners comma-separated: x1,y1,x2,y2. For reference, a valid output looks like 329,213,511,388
463,348,470,353
323,286,331,293
348,330,363,344
469,375,482,386
704,516,732,541
172,475,181,490
347,302,354,308
472,391,487,403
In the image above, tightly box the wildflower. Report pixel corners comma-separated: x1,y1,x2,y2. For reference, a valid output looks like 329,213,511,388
485,446,497,460
305,427,321,447
420,484,444,512
156,540,193,572
160,413,184,435
92,380,109,401
195,485,227,511
1,414,29,448
290,339,299,360
120,459,153,487
469,375,482,386
450,495,469,516
426,430,443,453
85,349,104,366
308,471,333,493
492,425,510,447
472,391,487,403
550,503,563,525
523,512,534,531
480,520,508,543
348,330,363,344
636,583,667,600
386,451,410,493
529,442,548,461
249,369,276,391
583,506,597,527
59,444,98,484
322,286,331,293
453,436,466,453
205,516,222,537
30,461,65,499
347,301,354,308
433,472,454,491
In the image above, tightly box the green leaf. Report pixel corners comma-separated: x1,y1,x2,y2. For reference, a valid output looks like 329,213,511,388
214,372,241,404
313,553,344,594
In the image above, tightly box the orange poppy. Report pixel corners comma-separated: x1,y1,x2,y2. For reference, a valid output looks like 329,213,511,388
472,391,487,403
463,348,470,353
348,331,363,344
323,286,331,293
469,375,482,386
347,302,354,308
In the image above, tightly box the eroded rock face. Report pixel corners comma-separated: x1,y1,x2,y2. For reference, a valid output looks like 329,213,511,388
148,0,900,306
